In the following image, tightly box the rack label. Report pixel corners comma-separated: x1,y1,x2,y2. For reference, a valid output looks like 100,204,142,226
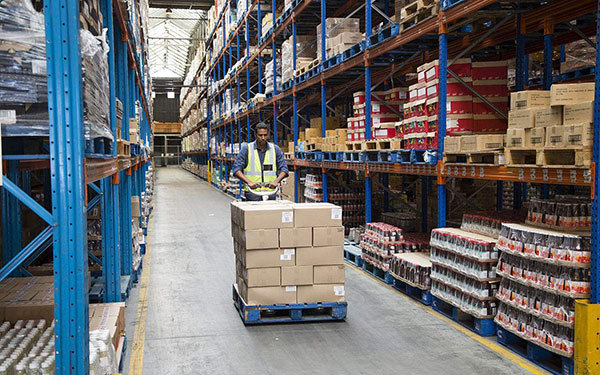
557,169,563,182
542,169,548,182
571,170,577,183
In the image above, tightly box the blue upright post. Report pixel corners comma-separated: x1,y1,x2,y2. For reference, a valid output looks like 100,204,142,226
293,19,300,202
438,27,447,228
514,14,525,210
591,0,600,304
541,22,554,199
421,176,428,232
100,0,121,302
320,0,327,203
364,0,372,222
44,0,89,372
246,7,251,143
258,2,263,95
1,161,22,272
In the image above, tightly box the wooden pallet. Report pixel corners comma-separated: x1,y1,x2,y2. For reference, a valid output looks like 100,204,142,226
505,147,592,168
294,57,320,76
364,138,402,151
444,150,504,165
345,142,364,151
399,4,439,32
117,139,130,157
305,142,322,151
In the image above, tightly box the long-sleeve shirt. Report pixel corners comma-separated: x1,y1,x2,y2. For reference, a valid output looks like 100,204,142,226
231,141,289,178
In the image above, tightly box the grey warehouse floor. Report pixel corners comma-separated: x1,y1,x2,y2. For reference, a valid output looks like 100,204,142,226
123,167,546,375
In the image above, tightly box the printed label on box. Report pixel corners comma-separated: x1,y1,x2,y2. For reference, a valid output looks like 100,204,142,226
280,254,292,261
285,286,297,292
284,249,295,255
282,211,293,223
333,286,345,296
331,208,342,220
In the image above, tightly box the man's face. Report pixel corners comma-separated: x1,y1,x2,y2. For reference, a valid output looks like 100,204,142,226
255,128,269,147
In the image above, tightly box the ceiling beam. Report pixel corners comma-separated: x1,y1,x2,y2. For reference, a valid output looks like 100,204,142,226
149,1,212,10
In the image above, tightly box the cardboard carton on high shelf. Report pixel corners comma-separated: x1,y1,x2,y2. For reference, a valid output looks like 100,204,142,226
297,284,345,303
564,123,593,147
314,265,345,284
506,128,526,148
131,195,141,218
281,266,313,286
563,102,593,125
550,83,595,106
313,227,345,247
510,90,551,109
508,108,535,129
296,246,344,266
444,136,460,153
292,202,343,228
526,127,546,148
546,126,566,147
305,128,321,139
534,107,562,127
459,135,477,152
310,117,340,130
280,227,313,248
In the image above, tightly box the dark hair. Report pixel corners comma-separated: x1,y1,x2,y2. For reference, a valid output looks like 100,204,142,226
255,122,269,132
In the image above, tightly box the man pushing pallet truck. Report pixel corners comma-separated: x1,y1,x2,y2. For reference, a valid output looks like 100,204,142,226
230,121,348,323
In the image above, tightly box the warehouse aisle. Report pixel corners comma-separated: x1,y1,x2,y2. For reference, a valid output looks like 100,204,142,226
131,168,536,375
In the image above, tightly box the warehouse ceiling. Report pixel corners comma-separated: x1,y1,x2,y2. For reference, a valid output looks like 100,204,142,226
148,7,206,79
149,0,212,10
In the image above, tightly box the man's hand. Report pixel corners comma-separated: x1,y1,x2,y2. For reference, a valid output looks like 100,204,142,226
247,182,259,190
268,181,279,189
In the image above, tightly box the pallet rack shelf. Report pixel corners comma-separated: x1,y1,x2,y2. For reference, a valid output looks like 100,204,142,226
0,0,153,372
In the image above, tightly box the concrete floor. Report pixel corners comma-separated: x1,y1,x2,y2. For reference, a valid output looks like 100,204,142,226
124,167,537,375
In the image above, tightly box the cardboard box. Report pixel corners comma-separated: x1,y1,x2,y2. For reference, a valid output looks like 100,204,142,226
546,126,566,147
305,128,321,139
280,227,313,248
525,127,545,148
313,227,345,247
563,101,593,125
239,229,279,250
233,202,294,230
281,266,313,286
508,108,535,129
314,265,345,284
564,123,592,147
459,135,477,152
310,117,339,130
245,267,281,287
292,203,343,228
280,172,296,202
510,91,550,109
475,134,504,151
335,129,347,139
534,107,562,127
506,128,526,148
444,136,460,153
550,83,595,106
297,284,345,303
131,196,141,218
239,283,297,305
243,248,296,268
296,246,344,266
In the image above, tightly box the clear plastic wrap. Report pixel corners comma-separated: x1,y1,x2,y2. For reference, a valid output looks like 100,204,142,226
0,0,49,135
81,29,113,141
561,37,596,74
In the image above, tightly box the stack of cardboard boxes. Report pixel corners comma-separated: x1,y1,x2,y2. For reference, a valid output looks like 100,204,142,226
302,117,341,151
505,83,594,166
231,201,346,305
317,18,361,59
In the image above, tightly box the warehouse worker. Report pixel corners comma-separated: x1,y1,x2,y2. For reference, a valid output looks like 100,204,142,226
232,121,289,201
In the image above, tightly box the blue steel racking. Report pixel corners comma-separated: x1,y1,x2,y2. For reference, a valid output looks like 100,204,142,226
181,0,600,370
0,0,152,372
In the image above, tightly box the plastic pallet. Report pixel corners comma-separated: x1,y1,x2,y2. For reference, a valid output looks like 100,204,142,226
85,137,114,158
322,54,340,70
441,0,467,10
364,151,381,163
344,244,363,268
497,327,573,375
410,149,438,165
341,41,365,62
282,79,293,91
140,243,146,255
121,275,132,301
306,151,324,161
366,23,399,48
432,296,496,337
295,151,307,160
362,261,393,284
343,151,363,162
323,151,343,161
557,66,595,83
232,284,347,324
130,143,142,156
118,335,127,373
391,277,432,305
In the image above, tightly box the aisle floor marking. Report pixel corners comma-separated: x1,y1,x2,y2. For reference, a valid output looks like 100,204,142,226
128,218,152,375
348,264,549,375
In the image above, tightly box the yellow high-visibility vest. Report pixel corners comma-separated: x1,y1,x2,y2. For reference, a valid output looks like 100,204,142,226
243,142,277,191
